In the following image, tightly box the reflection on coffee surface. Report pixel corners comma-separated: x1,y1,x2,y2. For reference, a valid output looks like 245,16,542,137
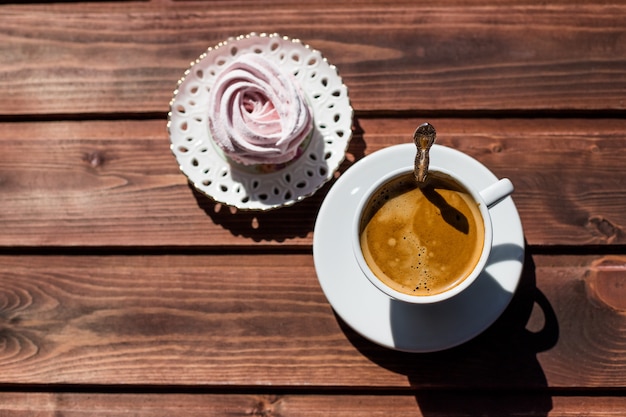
359,173,485,296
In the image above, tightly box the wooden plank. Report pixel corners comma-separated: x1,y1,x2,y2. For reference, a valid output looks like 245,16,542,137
0,392,625,417
1,118,625,247
0,253,624,388
0,1,624,115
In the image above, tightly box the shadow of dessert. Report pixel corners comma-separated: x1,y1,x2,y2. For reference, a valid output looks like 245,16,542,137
190,118,366,242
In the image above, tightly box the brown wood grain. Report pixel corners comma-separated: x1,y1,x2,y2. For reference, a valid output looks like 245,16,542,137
1,0,624,413
1,1,624,116
0,253,624,388
1,118,625,247
0,392,624,416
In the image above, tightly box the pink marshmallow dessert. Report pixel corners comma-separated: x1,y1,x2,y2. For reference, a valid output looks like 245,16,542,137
208,53,313,167
168,33,352,210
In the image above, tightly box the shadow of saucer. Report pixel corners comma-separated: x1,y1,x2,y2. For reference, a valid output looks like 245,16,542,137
337,247,558,416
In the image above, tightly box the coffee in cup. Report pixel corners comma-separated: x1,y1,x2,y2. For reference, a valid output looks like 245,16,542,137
353,166,513,304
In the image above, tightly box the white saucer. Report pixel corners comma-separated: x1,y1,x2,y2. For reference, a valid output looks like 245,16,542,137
313,144,525,352
168,33,352,211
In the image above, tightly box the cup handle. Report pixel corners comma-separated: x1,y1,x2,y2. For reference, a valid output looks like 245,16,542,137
480,178,514,208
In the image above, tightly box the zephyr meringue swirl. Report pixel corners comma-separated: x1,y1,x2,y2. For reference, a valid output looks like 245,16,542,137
207,53,313,166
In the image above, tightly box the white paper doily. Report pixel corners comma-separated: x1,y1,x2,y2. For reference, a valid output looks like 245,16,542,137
168,33,353,210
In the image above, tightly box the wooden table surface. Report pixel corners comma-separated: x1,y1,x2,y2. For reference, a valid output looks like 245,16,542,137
1,0,625,415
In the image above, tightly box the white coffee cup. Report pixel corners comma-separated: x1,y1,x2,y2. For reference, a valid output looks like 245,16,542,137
353,165,514,304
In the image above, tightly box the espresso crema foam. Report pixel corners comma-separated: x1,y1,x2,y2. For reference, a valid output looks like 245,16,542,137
359,173,485,296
